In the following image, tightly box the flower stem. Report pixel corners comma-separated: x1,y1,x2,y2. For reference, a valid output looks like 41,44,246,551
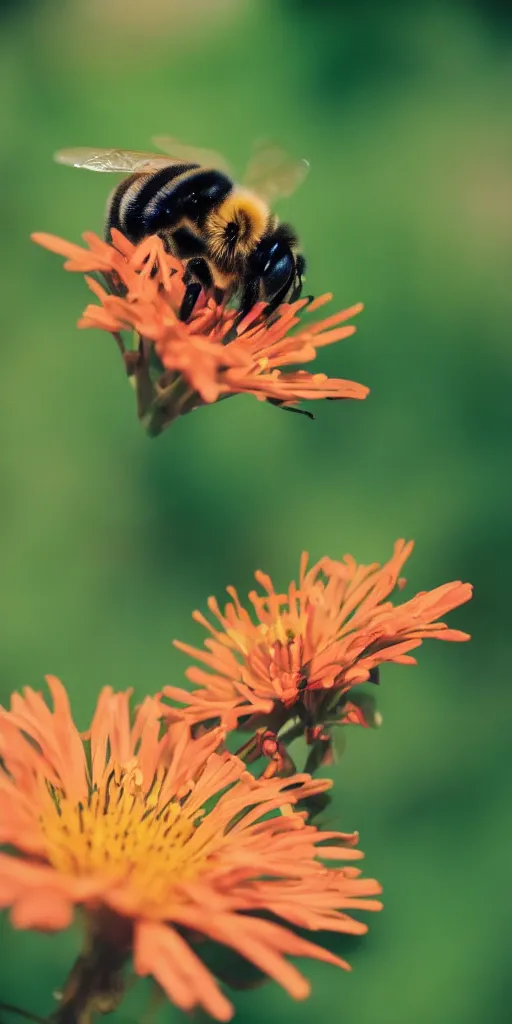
50,924,128,1024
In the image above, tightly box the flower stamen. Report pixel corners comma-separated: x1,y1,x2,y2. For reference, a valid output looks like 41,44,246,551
40,761,204,904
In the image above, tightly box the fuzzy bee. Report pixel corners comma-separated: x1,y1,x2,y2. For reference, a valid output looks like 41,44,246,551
55,136,309,322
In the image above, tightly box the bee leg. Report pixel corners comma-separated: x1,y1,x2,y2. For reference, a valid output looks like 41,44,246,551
179,258,215,322
179,282,202,322
288,277,304,303
287,263,305,305
186,257,214,291
237,277,261,323
260,272,297,320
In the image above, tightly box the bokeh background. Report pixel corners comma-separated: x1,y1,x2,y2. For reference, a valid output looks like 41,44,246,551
1,0,511,1021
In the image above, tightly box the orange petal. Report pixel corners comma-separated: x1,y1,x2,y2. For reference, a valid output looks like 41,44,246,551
135,921,234,1021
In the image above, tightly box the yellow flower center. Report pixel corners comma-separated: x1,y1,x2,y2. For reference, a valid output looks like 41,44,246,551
40,761,206,905
256,617,309,703
226,612,307,658
262,618,298,647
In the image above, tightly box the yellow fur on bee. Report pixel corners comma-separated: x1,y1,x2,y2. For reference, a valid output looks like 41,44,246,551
208,188,269,248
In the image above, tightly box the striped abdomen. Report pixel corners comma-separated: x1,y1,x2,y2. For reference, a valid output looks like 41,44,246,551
105,164,234,252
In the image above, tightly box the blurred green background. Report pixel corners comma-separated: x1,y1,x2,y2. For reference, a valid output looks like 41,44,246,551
1,0,511,1021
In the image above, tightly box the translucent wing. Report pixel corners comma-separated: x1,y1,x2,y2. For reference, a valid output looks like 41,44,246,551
151,135,232,175
54,146,178,174
243,140,309,204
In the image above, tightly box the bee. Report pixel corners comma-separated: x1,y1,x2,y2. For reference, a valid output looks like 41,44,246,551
55,136,309,322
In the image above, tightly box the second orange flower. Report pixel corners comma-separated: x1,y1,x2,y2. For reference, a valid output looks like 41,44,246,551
163,540,472,773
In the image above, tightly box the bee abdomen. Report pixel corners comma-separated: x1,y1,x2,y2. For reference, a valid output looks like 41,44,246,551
116,166,233,244
105,173,145,241
118,164,198,242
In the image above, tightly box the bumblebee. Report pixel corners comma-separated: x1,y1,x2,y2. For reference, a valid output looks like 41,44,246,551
55,136,309,322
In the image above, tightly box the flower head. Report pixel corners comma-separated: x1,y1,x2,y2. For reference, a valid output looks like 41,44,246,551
164,541,472,772
0,676,381,1021
31,230,368,435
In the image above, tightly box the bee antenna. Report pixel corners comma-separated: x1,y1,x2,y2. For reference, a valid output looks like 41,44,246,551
267,398,315,420
0,1002,49,1024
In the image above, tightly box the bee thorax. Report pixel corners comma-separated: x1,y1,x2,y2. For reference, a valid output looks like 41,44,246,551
206,189,269,270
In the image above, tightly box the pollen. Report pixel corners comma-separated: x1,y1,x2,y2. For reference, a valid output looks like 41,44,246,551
40,761,206,905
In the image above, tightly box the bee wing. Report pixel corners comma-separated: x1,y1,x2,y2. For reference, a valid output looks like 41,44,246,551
151,135,232,175
54,146,178,174
243,140,309,204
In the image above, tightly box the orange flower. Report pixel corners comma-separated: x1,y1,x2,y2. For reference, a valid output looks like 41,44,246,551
31,230,368,435
0,677,382,1021
163,540,472,772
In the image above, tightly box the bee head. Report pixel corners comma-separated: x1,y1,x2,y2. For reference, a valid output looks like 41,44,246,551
247,223,302,309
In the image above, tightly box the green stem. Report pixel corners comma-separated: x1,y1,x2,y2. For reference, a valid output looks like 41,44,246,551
277,721,305,747
145,375,198,436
